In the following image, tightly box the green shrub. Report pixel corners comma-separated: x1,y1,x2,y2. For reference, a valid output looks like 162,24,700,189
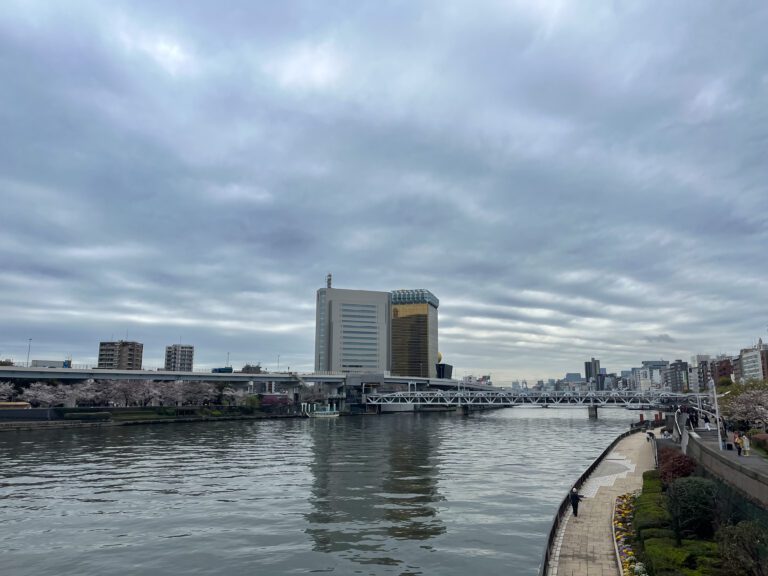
635,494,672,531
209,410,223,417
640,527,675,541
63,412,111,421
667,477,717,542
643,469,663,493
643,538,720,576
716,521,768,576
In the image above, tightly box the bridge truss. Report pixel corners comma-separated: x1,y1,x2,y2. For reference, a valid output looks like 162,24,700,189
365,389,710,408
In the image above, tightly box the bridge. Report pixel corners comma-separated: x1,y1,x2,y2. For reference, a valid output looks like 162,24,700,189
364,389,709,408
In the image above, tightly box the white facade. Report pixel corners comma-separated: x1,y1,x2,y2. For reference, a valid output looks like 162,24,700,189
740,348,765,382
315,287,391,373
165,344,194,372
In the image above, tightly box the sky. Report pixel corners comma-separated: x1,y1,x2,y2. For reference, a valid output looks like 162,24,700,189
1,1,767,382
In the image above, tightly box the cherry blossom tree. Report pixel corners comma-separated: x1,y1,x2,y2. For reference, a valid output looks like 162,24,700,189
0,382,15,401
21,382,57,406
182,381,215,405
156,380,185,406
723,389,768,425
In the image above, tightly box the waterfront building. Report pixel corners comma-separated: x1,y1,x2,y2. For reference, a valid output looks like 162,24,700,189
662,360,689,392
314,275,391,373
97,340,143,370
164,344,194,372
390,289,439,378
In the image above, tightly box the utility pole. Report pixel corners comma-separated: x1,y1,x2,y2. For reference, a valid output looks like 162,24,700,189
26,338,32,367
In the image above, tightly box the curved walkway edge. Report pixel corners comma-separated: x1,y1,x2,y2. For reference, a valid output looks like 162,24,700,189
543,429,656,576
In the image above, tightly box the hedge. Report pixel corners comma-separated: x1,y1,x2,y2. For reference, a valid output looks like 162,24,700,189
643,538,720,576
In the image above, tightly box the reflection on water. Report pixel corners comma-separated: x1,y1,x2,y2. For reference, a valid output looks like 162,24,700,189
306,415,444,570
0,408,647,575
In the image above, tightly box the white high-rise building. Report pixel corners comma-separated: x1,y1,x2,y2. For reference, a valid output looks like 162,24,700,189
315,275,391,373
165,344,194,372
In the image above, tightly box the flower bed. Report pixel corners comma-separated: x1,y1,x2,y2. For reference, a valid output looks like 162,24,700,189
613,491,648,576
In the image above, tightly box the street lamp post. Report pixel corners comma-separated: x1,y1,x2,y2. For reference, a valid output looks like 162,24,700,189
709,377,723,451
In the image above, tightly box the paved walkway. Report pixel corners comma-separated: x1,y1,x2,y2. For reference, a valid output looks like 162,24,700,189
546,431,657,576
694,428,768,476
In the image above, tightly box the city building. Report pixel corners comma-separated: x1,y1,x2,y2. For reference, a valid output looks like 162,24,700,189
709,356,733,383
662,360,689,392
314,275,391,373
164,344,194,372
739,339,768,382
97,340,143,370
584,358,601,383
390,289,439,378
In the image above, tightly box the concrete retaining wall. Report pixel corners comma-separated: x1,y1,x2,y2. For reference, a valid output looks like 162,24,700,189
685,434,768,508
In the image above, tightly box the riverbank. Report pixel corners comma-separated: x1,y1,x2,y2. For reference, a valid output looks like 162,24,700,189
0,412,299,432
541,427,657,576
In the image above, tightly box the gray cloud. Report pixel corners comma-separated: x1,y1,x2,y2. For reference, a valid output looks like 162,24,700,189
1,1,767,380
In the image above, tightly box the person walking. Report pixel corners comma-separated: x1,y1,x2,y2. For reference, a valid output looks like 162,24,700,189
734,432,743,457
569,487,585,518
743,434,751,457
703,415,711,431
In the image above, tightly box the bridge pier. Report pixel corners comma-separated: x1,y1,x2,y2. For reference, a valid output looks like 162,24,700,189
588,405,599,419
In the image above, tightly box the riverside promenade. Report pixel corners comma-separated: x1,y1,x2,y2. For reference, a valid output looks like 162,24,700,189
546,429,657,576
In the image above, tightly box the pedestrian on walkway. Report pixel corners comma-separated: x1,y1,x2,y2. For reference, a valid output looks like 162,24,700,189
569,487,585,518
743,434,751,456
704,415,711,431
734,432,743,456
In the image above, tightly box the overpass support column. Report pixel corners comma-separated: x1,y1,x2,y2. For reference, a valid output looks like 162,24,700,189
588,405,599,419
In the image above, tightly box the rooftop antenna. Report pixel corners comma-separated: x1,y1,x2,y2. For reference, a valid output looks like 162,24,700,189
326,272,332,288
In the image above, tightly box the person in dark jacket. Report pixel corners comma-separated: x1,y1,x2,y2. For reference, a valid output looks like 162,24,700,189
570,488,585,517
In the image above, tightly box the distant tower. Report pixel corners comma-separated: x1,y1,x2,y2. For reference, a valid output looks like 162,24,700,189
327,273,332,288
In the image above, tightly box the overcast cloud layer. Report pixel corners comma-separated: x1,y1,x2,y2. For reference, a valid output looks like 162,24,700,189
1,1,767,381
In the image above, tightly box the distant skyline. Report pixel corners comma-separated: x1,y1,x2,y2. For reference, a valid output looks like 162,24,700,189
1,1,767,381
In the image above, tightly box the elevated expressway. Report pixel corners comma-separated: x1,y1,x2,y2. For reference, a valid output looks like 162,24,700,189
364,389,709,408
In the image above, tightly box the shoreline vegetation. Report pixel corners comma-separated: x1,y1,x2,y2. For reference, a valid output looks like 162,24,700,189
614,446,768,576
0,404,300,433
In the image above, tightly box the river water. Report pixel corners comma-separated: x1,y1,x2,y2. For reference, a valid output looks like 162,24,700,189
0,408,647,576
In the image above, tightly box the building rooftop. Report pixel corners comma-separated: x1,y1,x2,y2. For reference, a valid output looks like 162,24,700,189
391,289,439,308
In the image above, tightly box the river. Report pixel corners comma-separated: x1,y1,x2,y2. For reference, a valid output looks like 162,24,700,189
0,408,648,575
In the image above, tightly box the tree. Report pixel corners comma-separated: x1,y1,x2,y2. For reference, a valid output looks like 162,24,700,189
667,477,717,543
182,381,215,405
0,381,15,400
717,521,768,576
21,382,57,407
157,381,185,406
723,390,768,424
